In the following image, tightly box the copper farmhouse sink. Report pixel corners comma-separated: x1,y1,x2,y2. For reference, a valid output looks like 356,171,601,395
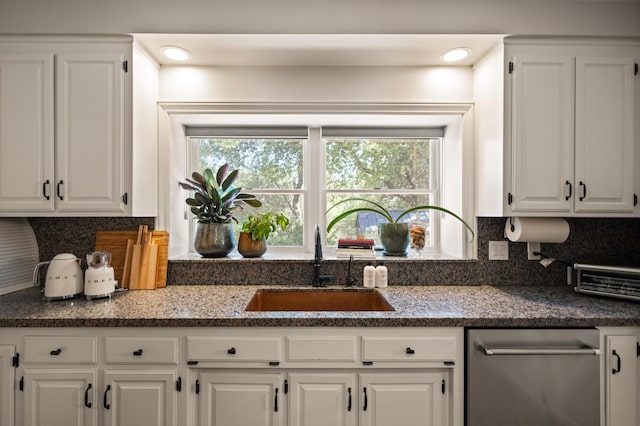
245,288,395,312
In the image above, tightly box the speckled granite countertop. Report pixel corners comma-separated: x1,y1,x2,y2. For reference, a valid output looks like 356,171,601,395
1,285,639,328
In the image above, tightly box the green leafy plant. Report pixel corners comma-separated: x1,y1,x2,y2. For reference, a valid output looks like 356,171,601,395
242,212,290,241
326,198,474,240
179,164,262,223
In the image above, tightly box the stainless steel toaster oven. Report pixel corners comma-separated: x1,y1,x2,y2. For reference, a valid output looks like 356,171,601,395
574,263,640,302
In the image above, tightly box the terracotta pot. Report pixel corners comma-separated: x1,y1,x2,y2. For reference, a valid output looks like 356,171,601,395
237,232,267,258
194,222,235,258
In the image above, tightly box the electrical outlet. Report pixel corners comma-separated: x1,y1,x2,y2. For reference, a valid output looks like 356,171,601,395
488,241,509,260
527,242,541,260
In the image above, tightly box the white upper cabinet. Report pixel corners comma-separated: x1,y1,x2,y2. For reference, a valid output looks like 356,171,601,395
502,37,639,217
0,53,54,212
507,54,574,213
55,49,129,213
0,36,143,216
575,56,636,213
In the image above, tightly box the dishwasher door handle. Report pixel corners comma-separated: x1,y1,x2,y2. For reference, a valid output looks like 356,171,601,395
479,345,600,356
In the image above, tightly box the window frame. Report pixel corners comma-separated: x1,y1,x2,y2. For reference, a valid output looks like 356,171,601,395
158,103,475,260
185,126,444,255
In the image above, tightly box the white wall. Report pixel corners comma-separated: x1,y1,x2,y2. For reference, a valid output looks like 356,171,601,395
473,44,505,217
1,0,638,36
160,66,474,103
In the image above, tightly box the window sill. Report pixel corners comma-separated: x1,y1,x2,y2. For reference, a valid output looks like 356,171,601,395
171,249,468,262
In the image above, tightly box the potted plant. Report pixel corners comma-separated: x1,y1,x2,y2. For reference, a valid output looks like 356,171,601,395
179,164,262,257
238,212,290,257
327,198,474,256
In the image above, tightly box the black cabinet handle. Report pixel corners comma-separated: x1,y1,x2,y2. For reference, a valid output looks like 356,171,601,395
50,348,62,356
195,379,200,394
103,385,111,409
612,349,622,374
347,387,352,412
133,349,143,356
42,180,50,200
84,383,92,408
56,180,64,200
406,347,415,355
274,388,279,412
363,387,368,411
565,180,572,200
227,347,236,355
176,377,182,392
579,181,587,201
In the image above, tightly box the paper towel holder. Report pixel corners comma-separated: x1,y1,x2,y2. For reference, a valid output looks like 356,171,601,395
504,217,571,261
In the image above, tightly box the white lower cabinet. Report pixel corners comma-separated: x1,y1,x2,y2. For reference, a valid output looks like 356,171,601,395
195,371,449,426
1,327,464,426
103,370,178,426
197,372,284,426
189,328,461,426
600,327,640,426
360,372,448,426
22,369,98,426
0,345,16,426
288,372,356,426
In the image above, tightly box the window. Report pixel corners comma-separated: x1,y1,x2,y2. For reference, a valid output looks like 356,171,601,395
186,125,445,255
186,127,307,249
323,127,443,253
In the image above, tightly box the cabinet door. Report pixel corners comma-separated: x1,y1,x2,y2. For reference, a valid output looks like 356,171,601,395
605,335,638,426
198,372,284,426
575,56,636,213
0,53,54,212
22,369,97,426
288,372,356,426
508,55,574,213
103,370,177,426
55,49,129,213
0,346,15,426
360,372,449,426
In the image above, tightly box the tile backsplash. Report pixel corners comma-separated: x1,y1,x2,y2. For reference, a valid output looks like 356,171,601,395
28,216,640,286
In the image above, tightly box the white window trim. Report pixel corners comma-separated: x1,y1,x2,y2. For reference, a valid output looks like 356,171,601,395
157,102,476,260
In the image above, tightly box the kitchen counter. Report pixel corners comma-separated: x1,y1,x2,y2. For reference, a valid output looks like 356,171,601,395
1,285,639,328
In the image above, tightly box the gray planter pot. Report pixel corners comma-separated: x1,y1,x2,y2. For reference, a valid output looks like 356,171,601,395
194,222,235,258
379,222,410,256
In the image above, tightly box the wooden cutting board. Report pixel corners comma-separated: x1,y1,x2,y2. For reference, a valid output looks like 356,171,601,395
95,230,169,288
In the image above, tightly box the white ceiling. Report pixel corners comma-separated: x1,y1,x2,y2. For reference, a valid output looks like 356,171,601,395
135,34,504,67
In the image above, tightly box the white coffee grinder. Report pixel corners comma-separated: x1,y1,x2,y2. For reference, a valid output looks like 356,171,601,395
84,251,116,300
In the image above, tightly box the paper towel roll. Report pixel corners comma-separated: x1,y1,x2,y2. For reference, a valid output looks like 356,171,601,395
505,217,570,243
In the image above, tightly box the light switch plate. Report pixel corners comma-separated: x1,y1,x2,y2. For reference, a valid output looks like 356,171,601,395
488,241,509,260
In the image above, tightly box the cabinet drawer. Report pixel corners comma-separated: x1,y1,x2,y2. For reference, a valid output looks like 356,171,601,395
24,336,97,364
104,337,178,364
362,336,456,362
187,337,280,362
286,336,358,362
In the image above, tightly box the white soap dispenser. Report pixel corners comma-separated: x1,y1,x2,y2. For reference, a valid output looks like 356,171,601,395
375,262,388,288
363,263,376,288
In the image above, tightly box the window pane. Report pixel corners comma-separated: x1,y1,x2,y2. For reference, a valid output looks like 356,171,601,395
231,193,304,246
325,138,432,189
326,193,433,247
197,138,304,190
194,137,305,247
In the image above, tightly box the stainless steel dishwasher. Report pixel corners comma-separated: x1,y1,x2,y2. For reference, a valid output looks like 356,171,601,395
466,328,601,426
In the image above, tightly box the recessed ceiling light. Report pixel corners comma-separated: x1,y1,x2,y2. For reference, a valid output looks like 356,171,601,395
161,46,192,61
442,48,471,63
